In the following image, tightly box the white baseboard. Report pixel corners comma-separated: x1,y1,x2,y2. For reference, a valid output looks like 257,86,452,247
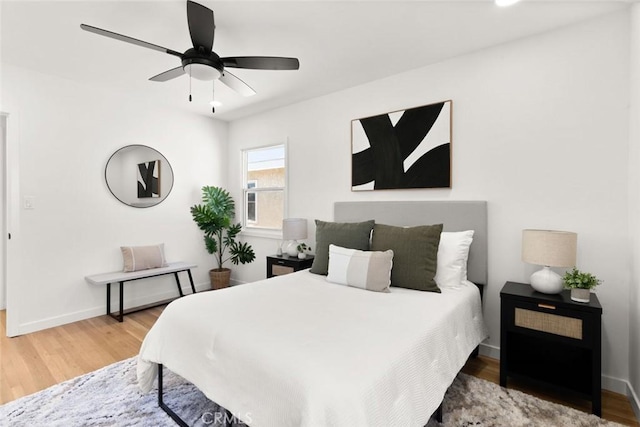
12,306,107,337
10,281,210,337
628,381,640,422
479,342,500,360
602,374,629,395
476,342,630,395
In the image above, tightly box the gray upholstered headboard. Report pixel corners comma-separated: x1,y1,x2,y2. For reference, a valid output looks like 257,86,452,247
334,201,488,285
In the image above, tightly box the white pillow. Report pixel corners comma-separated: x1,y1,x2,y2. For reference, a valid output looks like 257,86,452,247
326,244,394,293
434,230,474,288
121,243,168,272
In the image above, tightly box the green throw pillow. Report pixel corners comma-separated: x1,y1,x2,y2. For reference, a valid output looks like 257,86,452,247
310,220,375,275
371,223,443,292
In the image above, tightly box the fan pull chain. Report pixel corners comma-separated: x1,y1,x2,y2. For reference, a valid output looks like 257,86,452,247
188,66,192,102
211,82,215,114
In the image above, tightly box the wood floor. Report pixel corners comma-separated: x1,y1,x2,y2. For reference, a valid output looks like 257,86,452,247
1,308,638,426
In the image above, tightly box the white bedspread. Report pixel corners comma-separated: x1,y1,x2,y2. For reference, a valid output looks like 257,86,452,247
137,270,488,427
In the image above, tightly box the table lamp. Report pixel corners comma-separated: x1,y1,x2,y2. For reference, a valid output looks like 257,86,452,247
521,229,577,294
283,218,307,257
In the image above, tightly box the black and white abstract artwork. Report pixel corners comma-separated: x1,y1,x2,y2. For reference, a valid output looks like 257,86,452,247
351,100,451,191
137,160,161,198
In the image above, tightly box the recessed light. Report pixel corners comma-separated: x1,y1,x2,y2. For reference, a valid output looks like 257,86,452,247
495,0,521,6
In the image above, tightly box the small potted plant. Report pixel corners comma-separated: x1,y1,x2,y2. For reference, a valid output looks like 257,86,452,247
563,267,601,303
296,243,312,259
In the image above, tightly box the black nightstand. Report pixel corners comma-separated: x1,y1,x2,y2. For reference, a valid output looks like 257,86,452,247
500,281,603,416
266,255,314,278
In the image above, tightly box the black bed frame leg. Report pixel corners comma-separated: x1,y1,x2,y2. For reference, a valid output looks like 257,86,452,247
158,364,237,427
158,364,189,427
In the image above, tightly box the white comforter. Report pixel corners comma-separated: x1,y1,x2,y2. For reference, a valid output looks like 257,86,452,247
137,270,488,427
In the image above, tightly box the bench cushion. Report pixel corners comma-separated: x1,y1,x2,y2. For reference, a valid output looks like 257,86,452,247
121,244,167,272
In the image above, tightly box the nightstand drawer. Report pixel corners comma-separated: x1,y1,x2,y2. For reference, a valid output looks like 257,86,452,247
505,299,595,346
266,255,315,278
514,307,582,340
272,265,294,276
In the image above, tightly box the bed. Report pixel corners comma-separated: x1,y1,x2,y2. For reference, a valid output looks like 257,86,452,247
137,201,489,426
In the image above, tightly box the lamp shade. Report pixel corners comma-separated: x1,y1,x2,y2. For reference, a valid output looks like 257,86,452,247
522,229,577,267
283,218,307,241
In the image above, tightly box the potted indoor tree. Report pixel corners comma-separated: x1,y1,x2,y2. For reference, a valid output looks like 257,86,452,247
190,186,256,289
563,267,601,303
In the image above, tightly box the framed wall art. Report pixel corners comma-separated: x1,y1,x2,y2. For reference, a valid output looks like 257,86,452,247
351,100,451,191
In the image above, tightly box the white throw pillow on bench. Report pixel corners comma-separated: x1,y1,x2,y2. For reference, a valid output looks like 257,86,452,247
121,243,168,272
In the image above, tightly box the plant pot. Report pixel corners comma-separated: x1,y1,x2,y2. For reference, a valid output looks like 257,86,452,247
209,268,231,290
570,288,591,303
298,253,306,259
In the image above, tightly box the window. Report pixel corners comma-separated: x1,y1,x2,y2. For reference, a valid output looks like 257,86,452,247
242,144,286,231
246,181,257,223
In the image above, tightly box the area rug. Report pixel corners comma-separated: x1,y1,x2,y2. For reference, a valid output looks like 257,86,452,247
1,357,622,427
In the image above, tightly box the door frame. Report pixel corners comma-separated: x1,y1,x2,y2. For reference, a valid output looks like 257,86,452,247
1,108,21,337
0,113,6,311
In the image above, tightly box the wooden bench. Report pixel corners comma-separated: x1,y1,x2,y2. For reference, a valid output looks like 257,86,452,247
85,261,197,322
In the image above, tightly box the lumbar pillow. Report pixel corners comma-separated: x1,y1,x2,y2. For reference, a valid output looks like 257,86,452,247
435,230,475,288
121,244,168,272
310,219,375,275
326,244,394,293
370,223,443,292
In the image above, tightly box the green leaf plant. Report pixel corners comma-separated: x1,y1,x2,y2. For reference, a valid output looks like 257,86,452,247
296,243,312,254
190,186,256,271
562,267,601,290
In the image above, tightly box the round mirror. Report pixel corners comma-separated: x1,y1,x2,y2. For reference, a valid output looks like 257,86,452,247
105,145,174,208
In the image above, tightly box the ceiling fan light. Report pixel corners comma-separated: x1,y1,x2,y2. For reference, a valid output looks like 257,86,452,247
185,63,221,81
495,0,521,6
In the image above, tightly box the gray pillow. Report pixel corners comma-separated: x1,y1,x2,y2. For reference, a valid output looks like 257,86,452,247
310,219,375,275
370,223,443,292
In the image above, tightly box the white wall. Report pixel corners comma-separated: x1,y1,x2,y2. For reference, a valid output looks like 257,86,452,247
227,12,631,392
1,64,227,336
628,4,640,418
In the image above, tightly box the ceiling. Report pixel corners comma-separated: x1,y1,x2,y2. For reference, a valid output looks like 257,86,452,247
0,0,629,121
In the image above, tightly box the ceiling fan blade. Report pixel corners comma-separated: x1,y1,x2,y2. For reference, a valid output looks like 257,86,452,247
187,0,215,52
149,66,186,82
80,24,182,58
219,71,256,97
221,56,300,70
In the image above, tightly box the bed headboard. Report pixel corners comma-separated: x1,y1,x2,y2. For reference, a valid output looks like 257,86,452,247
334,201,488,286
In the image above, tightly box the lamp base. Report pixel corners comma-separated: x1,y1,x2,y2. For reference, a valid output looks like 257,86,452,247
530,266,564,294
286,240,299,257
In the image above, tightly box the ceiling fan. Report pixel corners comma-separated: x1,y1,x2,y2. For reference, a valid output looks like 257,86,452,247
80,0,299,108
